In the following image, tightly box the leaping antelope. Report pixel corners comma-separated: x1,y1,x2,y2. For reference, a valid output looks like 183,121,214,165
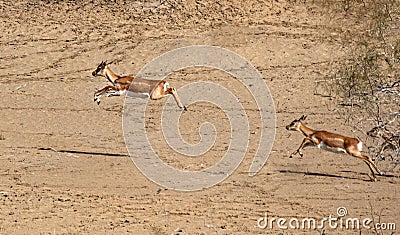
286,115,383,181
91,61,187,110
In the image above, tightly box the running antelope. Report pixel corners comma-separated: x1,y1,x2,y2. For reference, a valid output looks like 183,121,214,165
286,115,383,181
91,61,187,110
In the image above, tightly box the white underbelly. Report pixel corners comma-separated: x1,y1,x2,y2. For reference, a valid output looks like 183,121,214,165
317,142,347,154
124,90,150,98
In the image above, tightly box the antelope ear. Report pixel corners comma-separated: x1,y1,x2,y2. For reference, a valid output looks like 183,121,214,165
300,115,307,121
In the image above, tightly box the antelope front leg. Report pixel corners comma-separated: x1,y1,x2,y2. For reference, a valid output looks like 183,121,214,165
290,137,313,158
94,85,118,105
105,90,122,97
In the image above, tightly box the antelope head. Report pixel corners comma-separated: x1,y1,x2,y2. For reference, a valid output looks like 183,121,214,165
286,115,307,132
92,61,109,77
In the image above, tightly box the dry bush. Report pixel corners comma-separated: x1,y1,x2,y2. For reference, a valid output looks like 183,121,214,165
321,0,400,172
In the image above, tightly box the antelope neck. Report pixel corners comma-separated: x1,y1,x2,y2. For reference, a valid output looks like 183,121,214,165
299,123,315,137
104,66,119,86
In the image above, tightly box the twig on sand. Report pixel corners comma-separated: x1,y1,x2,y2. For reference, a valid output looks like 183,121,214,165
204,219,220,235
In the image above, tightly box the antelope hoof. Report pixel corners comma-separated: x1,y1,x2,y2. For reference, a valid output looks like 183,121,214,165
299,152,303,158
289,154,294,158
94,96,101,105
183,106,187,111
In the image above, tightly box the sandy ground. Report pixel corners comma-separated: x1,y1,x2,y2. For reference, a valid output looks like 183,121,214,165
0,1,399,234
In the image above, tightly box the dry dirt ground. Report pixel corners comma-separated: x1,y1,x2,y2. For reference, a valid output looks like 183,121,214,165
0,1,399,234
